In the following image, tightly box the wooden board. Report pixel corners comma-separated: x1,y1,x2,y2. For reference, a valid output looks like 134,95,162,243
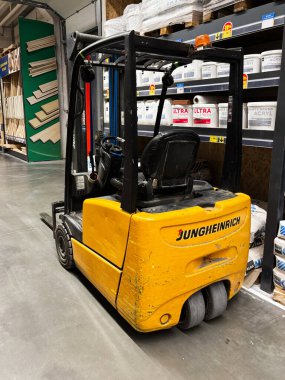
29,113,59,129
30,122,60,143
35,109,59,122
39,80,58,93
27,91,58,105
41,99,59,114
33,87,58,99
29,57,56,68
29,67,56,77
26,35,56,52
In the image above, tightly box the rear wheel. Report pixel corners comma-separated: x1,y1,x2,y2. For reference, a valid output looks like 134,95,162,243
178,291,205,330
55,224,74,270
203,282,228,321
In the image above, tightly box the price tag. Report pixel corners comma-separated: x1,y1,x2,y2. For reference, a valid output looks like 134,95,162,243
210,136,225,144
222,21,233,39
215,32,221,41
149,84,155,95
243,73,248,89
176,83,184,94
261,12,275,29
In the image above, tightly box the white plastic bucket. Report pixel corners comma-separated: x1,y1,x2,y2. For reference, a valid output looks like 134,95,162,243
193,104,218,128
273,267,285,290
145,100,158,125
161,99,173,126
141,70,154,86
137,101,146,125
218,103,247,129
247,101,277,130
172,104,193,127
244,54,261,74
153,71,164,85
183,60,202,81
201,62,217,79
261,49,282,72
136,70,142,87
173,65,184,82
104,101,109,123
217,63,230,78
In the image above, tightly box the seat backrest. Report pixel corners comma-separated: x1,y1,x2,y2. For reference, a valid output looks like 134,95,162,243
141,129,200,191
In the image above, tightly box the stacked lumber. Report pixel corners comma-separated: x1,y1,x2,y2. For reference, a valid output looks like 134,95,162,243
28,57,56,77
27,79,58,105
5,119,26,142
29,99,59,130
6,95,24,119
0,44,17,58
30,122,60,143
26,35,56,52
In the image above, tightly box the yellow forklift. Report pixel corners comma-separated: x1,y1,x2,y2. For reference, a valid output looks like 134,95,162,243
41,31,250,332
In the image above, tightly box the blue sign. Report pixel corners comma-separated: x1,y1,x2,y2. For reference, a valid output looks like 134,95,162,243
0,55,8,78
262,12,275,21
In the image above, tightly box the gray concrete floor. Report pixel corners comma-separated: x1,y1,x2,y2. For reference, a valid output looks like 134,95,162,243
0,153,285,380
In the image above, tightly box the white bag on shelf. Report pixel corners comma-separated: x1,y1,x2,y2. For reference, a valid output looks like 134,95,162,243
250,204,267,245
104,16,126,37
124,3,142,32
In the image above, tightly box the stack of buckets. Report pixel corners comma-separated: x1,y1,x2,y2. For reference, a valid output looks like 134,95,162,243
273,221,285,303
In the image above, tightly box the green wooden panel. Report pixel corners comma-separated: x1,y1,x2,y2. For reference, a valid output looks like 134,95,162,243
19,17,61,162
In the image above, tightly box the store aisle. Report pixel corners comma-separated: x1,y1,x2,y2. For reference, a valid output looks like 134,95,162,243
0,153,284,380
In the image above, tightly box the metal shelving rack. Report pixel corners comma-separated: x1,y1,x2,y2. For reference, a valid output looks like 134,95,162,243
104,1,285,292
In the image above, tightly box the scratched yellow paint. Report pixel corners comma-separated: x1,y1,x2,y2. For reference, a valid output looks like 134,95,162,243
73,193,250,332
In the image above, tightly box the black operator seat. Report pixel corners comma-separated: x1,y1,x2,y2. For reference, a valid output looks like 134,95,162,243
111,129,200,203
141,129,200,194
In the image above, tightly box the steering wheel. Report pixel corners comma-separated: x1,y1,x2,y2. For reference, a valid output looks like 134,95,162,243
101,136,123,156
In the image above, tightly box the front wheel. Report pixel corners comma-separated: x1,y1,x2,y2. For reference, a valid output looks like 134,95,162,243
55,224,74,270
178,291,205,330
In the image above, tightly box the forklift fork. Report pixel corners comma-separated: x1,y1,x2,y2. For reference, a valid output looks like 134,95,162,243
40,201,65,238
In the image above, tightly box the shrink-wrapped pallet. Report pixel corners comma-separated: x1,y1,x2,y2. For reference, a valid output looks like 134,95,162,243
104,16,126,37
203,0,240,19
124,3,142,32
141,0,203,34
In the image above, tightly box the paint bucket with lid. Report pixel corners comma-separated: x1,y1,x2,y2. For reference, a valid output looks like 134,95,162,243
137,101,146,125
261,50,282,72
201,62,217,79
183,60,202,81
247,101,277,130
244,54,261,74
161,99,173,126
217,63,230,78
173,65,184,82
172,103,193,127
141,70,154,86
193,104,218,128
218,103,247,129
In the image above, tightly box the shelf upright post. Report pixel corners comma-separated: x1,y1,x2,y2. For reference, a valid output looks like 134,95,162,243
261,26,285,293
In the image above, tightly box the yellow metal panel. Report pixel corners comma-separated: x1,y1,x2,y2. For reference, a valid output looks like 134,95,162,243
72,239,121,307
82,198,131,268
117,193,251,332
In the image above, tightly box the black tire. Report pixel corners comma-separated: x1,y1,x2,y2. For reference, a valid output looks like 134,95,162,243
203,282,228,321
178,291,205,330
55,224,74,270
